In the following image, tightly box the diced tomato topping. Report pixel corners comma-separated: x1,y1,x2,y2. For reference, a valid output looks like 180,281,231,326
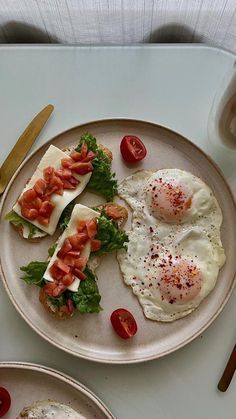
86,218,97,239
34,178,47,196
52,283,67,297
43,166,54,182
47,174,64,196
49,262,64,281
91,239,101,252
37,216,50,226
67,250,81,258
67,299,74,314
73,268,86,280
74,257,87,270
55,168,72,180
68,233,89,249
69,176,80,186
39,200,55,217
61,179,77,190
61,157,74,168
105,205,123,220
21,207,38,220
83,151,96,162
57,238,73,258
77,219,87,232
80,143,88,158
55,259,71,274
62,272,74,286
43,281,58,296
70,162,93,175
70,151,82,161
33,197,43,210
19,140,95,225
43,280,66,298
63,255,76,267
21,188,37,203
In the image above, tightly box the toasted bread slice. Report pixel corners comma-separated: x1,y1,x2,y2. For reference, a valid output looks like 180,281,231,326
11,144,113,241
98,143,113,162
95,202,128,228
39,202,128,320
12,224,43,243
39,288,73,320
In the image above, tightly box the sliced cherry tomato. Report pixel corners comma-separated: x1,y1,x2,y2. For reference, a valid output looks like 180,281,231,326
0,387,11,417
120,135,147,164
91,239,101,252
110,308,138,339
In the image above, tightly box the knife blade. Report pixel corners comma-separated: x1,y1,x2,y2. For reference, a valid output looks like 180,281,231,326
0,104,54,194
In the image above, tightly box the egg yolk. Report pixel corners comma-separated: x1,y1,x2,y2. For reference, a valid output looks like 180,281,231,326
147,177,192,222
157,257,202,304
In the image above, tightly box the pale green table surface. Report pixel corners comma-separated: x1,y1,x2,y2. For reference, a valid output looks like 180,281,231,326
0,45,235,419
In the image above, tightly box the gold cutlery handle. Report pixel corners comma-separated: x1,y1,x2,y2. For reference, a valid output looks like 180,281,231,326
0,104,54,194
218,344,236,392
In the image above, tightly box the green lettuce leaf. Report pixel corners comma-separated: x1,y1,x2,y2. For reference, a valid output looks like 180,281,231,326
75,133,118,200
59,200,76,231
48,242,57,257
20,261,48,286
49,294,67,307
4,210,43,239
68,267,102,313
92,212,128,256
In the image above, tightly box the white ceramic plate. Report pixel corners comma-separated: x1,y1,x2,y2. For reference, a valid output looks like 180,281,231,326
1,119,236,363
0,362,114,418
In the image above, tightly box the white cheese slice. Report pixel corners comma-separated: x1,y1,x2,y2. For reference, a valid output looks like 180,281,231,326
13,145,92,236
21,224,47,239
44,204,100,292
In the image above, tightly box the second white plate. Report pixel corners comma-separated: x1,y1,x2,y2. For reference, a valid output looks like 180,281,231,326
0,362,114,418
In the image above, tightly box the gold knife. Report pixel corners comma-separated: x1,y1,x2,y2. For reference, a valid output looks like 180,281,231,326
0,104,54,194
218,344,236,392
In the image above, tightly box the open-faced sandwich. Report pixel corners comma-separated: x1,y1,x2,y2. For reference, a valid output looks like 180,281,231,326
5,133,117,240
20,202,128,319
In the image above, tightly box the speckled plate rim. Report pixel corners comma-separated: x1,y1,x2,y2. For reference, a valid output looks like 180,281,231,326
1,118,236,364
0,361,115,418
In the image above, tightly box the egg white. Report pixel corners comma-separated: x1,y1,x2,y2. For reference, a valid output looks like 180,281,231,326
17,400,86,419
117,169,226,321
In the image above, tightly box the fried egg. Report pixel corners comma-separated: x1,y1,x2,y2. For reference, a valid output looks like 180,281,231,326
17,400,86,418
117,169,226,321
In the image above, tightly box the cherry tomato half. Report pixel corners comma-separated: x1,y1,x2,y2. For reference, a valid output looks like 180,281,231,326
110,308,138,339
120,135,147,164
0,387,11,417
